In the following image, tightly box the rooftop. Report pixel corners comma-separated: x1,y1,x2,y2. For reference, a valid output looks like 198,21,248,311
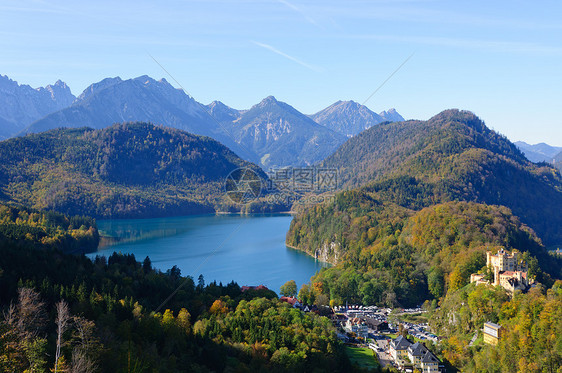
392,335,412,350
408,342,428,356
421,351,439,363
484,321,502,329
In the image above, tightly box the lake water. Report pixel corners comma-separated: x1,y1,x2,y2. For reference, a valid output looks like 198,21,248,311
87,214,329,293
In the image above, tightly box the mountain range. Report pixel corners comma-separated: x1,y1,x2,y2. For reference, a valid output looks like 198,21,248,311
2,74,402,169
19,76,259,162
0,75,75,139
225,96,348,168
310,100,404,137
514,141,562,163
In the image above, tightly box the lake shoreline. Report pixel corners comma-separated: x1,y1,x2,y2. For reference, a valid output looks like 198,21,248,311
87,214,326,292
286,243,333,266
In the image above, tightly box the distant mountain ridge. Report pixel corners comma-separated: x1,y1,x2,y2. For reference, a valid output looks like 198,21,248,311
227,96,347,168
76,76,123,101
4,74,402,168
310,100,403,137
17,76,350,168
0,75,75,139
19,78,355,168
21,75,258,163
515,141,562,163
206,100,243,124
379,108,405,122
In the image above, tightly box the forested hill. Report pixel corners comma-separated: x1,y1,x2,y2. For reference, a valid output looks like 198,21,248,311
0,203,98,252
0,212,350,372
286,109,562,308
0,122,278,219
288,197,561,306
322,109,529,187
317,109,562,246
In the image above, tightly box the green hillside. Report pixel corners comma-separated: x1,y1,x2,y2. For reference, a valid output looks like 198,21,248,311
287,109,562,307
0,203,98,252
429,281,562,372
0,122,282,219
288,198,560,307
317,109,562,246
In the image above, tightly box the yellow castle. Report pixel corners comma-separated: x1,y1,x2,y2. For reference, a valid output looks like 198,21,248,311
470,248,532,293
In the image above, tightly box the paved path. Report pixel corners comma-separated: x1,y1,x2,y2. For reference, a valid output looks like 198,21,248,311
373,339,393,368
469,332,478,346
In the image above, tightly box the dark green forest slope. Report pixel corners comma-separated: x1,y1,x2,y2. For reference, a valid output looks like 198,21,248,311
0,122,281,219
318,109,562,246
287,110,562,307
0,210,353,373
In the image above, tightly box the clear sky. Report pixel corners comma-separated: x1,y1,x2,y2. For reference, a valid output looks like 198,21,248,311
1,0,561,146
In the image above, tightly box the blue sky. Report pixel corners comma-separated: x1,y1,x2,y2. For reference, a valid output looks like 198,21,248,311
1,0,561,145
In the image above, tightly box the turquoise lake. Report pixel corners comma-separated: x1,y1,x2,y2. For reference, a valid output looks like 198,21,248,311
88,214,329,293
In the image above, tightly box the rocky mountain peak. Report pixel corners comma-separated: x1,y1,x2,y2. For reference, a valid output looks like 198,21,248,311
77,77,122,102
0,75,76,138
379,108,404,122
311,100,388,137
258,95,279,106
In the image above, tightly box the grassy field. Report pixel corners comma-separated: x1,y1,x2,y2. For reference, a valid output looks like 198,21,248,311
345,346,380,370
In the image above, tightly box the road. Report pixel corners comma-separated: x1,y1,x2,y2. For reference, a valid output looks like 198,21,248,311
373,338,393,368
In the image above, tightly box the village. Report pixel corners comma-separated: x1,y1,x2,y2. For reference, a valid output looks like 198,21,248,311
267,248,537,372
275,289,445,372
331,305,445,372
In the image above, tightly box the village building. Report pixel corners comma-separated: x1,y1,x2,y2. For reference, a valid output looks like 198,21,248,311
407,342,426,367
279,296,301,309
360,317,389,332
240,285,269,292
331,313,347,327
390,335,412,365
344,317,368,340
420,350,440,373
390,337,441,372
483,321,503,345
407,342,441,372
